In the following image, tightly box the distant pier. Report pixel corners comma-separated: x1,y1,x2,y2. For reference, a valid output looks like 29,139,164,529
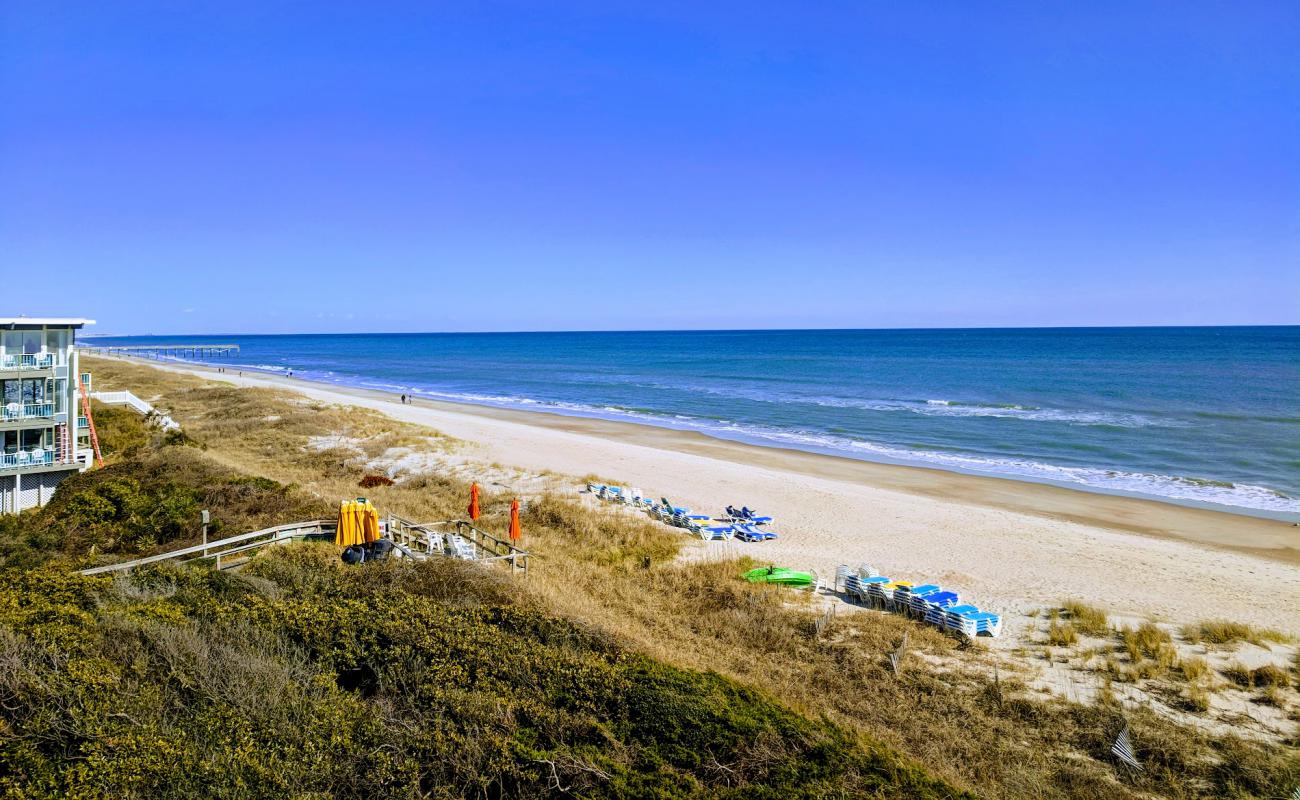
81,344,240,360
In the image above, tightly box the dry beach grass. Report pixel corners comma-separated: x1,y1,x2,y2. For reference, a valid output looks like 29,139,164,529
17,355,1287,798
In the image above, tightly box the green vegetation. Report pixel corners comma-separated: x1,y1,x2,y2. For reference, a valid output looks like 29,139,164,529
3,356,1292,799
0,407,330,569
0,552,962,799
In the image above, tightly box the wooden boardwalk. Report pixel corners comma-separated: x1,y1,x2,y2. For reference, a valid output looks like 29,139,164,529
80,515,530,576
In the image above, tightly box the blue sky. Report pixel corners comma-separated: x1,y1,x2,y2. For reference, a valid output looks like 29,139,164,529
2,2,1297,334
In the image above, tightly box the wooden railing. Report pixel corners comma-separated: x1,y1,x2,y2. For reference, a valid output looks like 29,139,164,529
387,515,530,575
80,520,335,575
79,515,531,576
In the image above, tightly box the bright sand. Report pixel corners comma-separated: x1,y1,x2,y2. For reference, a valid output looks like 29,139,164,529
111,357,1300,637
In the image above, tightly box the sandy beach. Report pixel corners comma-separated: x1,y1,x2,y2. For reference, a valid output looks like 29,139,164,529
101,356,1300,637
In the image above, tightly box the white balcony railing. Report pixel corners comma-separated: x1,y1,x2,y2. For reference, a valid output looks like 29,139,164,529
0,354,57,370
0,450,59,471
1,402,55,421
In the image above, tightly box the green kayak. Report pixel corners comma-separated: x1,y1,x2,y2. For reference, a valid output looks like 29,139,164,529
744,566,816,588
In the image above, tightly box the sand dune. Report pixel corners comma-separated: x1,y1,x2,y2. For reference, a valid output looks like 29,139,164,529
122,358,1300,637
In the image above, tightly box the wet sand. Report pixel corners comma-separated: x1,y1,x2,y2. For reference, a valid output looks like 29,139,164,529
93,355,1300,635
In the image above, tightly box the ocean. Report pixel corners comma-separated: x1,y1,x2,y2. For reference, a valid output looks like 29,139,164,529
86,327,1300,520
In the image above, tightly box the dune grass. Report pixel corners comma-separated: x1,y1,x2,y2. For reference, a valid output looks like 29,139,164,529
1048,621,1079,647
1181,619,1292,647
18,355,1292,800
1059,601,1110,638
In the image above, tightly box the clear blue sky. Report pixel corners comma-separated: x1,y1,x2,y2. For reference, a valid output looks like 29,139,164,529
2,2,1297,334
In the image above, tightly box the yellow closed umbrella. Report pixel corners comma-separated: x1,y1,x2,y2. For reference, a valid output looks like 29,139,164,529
335,499,362,547
334,500,347,547
358,499,380,544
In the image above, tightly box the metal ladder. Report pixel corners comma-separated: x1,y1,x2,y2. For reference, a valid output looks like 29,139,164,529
77,377,104,468
56,422,69,462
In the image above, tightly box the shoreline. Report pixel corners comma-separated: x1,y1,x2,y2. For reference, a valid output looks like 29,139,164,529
96,357,1300,524
92,354,1300,569
88,353,1300,635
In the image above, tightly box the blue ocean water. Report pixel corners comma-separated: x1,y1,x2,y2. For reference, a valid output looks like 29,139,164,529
88,327,1300,519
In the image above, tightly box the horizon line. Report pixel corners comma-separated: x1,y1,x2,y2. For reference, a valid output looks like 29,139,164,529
82,322,1300,339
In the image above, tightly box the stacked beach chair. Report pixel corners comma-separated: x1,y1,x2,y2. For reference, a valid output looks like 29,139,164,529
915,589,960,621
832,563,1002,639
837,564,881,599
942,606,1004,638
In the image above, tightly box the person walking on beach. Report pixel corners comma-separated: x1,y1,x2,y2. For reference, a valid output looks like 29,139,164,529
400,394,406,405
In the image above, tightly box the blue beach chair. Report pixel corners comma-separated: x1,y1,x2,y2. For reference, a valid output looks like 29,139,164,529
734,523,777,541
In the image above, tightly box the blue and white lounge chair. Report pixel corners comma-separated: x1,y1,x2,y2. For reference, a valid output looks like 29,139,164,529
734,523,777,541
943,605,980,634
967,611,1003,638
898,584,939,617
698,524,735,541
892,583,935,613
916,590,960,623
725,505,774,525
654,498,691,521
675,516,733,539
857,575,890,597
670,510,714,529
866,578,902,608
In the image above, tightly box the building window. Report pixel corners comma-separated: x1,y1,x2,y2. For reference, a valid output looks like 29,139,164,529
20,429,48,450
21,379,46,405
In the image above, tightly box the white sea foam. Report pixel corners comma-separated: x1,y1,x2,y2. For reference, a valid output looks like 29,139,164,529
646,381,1172,427
390,386,1297,516
151,357,1293,517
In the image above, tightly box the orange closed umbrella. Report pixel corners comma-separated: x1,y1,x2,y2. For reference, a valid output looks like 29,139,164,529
508,498,521,543
467,482,481,521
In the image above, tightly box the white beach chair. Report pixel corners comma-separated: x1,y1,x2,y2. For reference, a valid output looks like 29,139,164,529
835,564,852,593
449,534,477,561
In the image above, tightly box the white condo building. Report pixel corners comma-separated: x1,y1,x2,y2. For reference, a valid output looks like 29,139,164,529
0,318,96,513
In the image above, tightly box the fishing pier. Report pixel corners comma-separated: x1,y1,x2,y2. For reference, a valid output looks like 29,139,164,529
81,344,240,360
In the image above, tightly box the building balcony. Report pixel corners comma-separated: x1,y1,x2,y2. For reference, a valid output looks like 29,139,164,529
1,402,56,422
0,449,69,472
0,354,57,371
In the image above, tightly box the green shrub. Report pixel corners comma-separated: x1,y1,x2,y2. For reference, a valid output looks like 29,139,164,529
0,554,964,799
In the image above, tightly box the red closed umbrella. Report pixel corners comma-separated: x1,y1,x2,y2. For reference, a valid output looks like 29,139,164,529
509,499,521,543
467,482,480,521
